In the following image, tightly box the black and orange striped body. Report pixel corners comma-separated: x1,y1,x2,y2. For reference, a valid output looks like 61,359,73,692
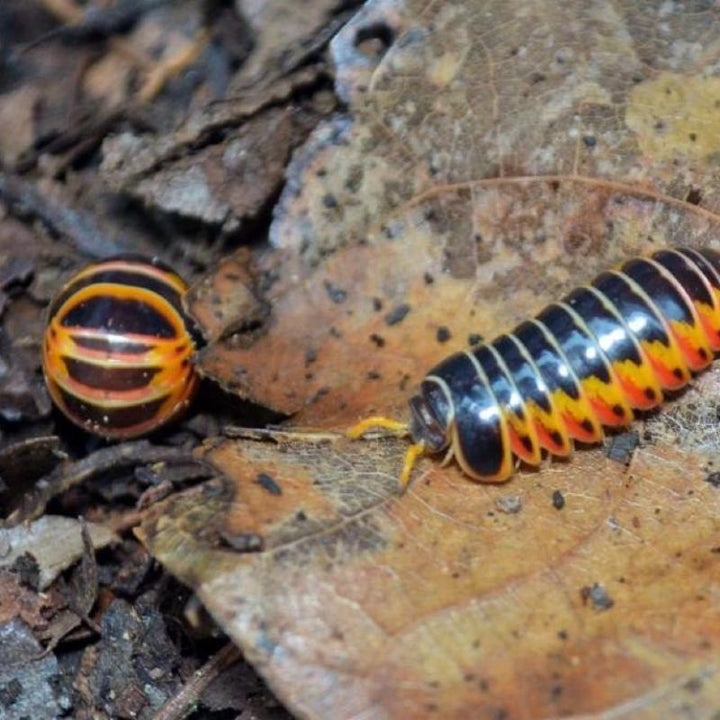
43,256,199,438
409,247,720,482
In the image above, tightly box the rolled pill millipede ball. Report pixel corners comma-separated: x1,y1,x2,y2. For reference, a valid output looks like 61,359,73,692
42,255,201,439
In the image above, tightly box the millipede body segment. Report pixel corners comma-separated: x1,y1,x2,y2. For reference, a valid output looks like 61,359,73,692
405,247,720,482
43,255,199,438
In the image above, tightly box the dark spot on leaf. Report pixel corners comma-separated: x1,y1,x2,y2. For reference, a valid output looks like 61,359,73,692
324,280,347,303
256,472,282,496
704,472,720,488
552,490,565,510
686,186,702,205
683,677,703,693
424,272,435,284
604,431,639,465
468,333,483,346
582,135,596,147
367,370,381,380
436,326,451,343
580,583,614,611
308,386,330,404
372,297,383,311
344,165,363,192
322,193,338,208
385,303,411,326
370,333,385,347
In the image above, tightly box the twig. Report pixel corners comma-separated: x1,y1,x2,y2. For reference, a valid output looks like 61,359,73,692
152,642,242,720
1,441,199,527
0,172,124,257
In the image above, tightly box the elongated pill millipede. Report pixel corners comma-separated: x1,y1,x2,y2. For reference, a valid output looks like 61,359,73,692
349,246,720,484
42,255,200,439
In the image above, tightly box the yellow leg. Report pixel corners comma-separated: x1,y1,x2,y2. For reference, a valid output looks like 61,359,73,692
400,442,426,491
345,416,409,439
440,445,455,467
346,416,425,490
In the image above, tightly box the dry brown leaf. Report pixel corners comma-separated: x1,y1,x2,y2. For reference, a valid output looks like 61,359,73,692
144,2,720,718
185,249,267,343
0,516,117,591
140,431,720,719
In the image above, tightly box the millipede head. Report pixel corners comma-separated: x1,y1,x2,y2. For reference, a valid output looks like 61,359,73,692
42,255,200,439
408,379,452,454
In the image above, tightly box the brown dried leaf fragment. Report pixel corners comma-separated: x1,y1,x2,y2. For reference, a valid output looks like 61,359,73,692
141,438,720,720
0,516,116,591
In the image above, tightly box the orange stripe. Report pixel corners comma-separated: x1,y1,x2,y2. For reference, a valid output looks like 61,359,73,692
66,259,187,295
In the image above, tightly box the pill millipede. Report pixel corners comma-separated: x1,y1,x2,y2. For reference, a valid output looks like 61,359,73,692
42,255,200,438
350,246,720,485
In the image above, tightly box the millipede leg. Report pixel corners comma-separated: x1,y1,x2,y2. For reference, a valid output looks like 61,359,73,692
440,445,454,467
400,442,426,490
345,416,410,439
346,416,422,490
